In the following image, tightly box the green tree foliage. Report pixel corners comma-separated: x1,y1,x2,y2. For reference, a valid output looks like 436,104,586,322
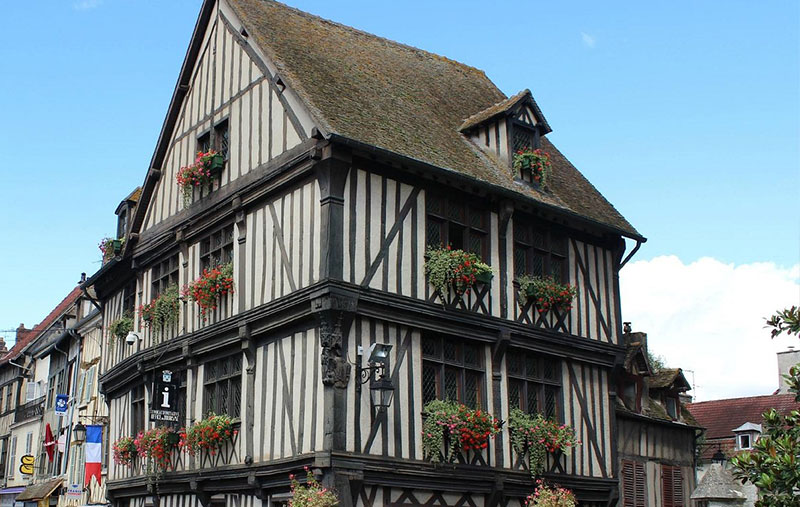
730,306,800,506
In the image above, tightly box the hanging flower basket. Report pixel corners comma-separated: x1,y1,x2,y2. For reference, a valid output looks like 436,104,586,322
517,275,576,313
508,409,579,477
524,480,577,507
112,436,137,467
513,149,551,187
180,413,238,456
135,426,180,476
108,313,133,344
139,285,181,339
421,400,501,463
176,150,222,206
182,263,234,319
424,246,494,298
289,467,339,506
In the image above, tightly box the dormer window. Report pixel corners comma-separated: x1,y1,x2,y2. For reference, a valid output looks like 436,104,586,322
117,208,128,238
738,434,751,450
665,396,679,419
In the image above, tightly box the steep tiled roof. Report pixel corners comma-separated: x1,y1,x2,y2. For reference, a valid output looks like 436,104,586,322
688,393,800,439
1,287,82,363
227,0,641,238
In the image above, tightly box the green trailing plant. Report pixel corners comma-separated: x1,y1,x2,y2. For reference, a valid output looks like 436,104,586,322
517,275,577,313
424,246,493,299
508,409,579,477
107,313,133,344
99,237,125,263
139,285,181,340
289,467,339,506
421,400,501,463
180,413,237,456
513,149,551,187
524,479,577,507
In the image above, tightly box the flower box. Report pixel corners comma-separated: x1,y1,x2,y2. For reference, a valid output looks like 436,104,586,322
517,275,576,313
183,263,234,320
180,413,238,456
424,246,494,299
421,400,500,463
513,149,551,187
208,153,225,175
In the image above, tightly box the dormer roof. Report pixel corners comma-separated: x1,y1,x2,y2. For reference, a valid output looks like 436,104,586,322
114,186,142,216
623,341,653,376
649,368,691,392
732,422,762,433
458,89,552,134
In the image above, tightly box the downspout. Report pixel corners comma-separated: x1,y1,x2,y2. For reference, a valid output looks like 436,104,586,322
619,239,643,270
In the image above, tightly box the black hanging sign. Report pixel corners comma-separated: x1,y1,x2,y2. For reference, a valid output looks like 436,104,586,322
150,369,180,423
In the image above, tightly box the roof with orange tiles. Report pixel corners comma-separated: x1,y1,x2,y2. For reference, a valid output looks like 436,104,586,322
1,286,82,363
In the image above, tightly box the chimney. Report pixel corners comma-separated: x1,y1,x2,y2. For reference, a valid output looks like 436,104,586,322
777,347,800,394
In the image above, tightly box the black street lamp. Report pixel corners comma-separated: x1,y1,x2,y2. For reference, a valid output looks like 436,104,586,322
72,422,86,446
356,343,394,413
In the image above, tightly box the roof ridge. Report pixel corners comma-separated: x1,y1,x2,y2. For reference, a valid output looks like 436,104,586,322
459,89,528,130
261,0,494,79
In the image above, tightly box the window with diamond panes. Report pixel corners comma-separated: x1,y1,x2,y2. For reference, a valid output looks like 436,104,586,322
151,254,179,298
203,355,242,417
506,350,561,420
421,335,484,409
200,226,234,271
198,131,211,154
426,195,489,260
513,219,567,282
214,120,230,160
513,125,535,153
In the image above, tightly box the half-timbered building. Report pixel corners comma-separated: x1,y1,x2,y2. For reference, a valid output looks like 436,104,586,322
87,1,649,505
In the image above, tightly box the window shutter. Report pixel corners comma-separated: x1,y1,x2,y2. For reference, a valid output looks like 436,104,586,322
85,366,96,402
662,465,684,507
622,460,647,507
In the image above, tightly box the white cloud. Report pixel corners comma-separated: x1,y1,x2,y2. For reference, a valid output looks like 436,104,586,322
620,256,800,402
581,32,596,49
73,0,102,10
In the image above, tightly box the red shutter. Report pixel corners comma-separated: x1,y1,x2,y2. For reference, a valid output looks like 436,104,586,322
661,465,684,507
622,460,646,507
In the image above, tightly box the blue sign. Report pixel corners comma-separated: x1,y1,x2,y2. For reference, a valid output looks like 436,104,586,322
55,394,68,416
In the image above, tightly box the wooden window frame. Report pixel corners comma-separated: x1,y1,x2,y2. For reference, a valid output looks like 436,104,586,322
214,119,230,160
203,355,243,418
421,335,485,409
513,218,568,283
199,225,235,272
122,278,137,315
151,254,179,298
510,120,539,154
661,464,684,507
621,459,646,507
425,194,490,261
131,385,145,437
506,349,562,420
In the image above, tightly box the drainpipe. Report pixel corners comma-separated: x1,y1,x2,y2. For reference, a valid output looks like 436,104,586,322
619,239,643,270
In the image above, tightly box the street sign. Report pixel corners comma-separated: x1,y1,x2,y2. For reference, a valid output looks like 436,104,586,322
55,394,68,416
19,455,34,475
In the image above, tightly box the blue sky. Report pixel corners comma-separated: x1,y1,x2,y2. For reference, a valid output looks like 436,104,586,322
1,0,798,386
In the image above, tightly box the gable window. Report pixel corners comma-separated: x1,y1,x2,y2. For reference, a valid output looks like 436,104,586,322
661,465,684,507
506,350,561,420
426,195,489,259
621,460,646,507
665,396,679,419
151,254,179,298
512,123,537,153
421,335,484,409
200,225,234,271
203,355,242,417
513,219,567,282
131,385,145,437
117,208,129,239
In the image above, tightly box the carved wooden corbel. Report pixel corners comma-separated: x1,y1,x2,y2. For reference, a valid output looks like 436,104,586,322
311,288,358,388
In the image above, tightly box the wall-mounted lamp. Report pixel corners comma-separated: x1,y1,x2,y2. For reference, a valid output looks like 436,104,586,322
356,343,394,412
711,445,726,465
72,422,86,446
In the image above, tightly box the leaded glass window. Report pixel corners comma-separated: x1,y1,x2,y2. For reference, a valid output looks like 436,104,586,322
200,225,234,271
513,218,567,282
426,195,489,260
507,350,561,420
421,335,484,409
203,355,242,417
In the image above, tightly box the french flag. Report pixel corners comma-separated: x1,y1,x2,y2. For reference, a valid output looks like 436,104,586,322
84,425,102,486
